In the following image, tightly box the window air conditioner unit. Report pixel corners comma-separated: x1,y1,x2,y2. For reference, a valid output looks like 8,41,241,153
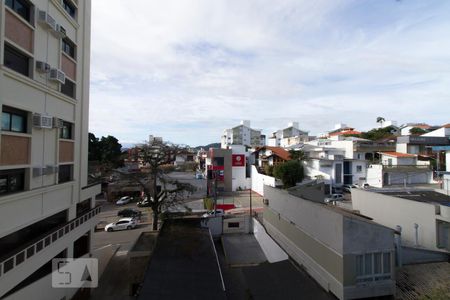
37,10,56,30
53,117,64,128
33,113,53,129
53,24,67,38
33,167,44,177
49,68,66,84
44,165,58,175
36,61,51,73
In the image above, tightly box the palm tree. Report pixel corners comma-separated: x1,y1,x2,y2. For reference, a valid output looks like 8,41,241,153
376,117,385,128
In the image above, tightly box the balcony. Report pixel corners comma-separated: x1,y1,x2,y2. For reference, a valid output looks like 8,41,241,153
0,206,101,279
382,164,431,171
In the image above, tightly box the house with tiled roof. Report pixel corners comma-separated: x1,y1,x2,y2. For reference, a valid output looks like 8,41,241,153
253,146,291,169
400,123,432,136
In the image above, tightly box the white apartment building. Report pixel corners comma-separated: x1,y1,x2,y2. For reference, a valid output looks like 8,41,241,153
267,121,309,148
221,120,265,149
0,1,100,299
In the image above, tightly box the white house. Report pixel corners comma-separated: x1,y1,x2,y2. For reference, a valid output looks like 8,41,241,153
366,152,433,188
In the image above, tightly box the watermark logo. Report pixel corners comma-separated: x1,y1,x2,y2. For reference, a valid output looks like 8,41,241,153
52,258,98,288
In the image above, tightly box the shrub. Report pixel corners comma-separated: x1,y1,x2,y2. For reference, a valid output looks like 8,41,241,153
264,165,274,176
273,160,304,188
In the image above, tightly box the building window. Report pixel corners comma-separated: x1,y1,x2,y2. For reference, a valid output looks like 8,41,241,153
58,165,73,183
61,79,75,98
2,106,27,133
60,121,73,139
3,44,30,77
356,165,362,173
62,38,76,59
0,169,25,195
62,0,76,19
355,252,391,283
5,0,31,22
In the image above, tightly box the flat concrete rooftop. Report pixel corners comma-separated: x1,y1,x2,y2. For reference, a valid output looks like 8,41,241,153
377,190,450,206
137,218,226,300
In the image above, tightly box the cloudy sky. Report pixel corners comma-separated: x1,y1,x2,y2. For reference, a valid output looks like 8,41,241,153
89,0,450,147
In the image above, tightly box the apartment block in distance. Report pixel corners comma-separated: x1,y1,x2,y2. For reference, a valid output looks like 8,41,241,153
0,0,100,299
221,120,266,148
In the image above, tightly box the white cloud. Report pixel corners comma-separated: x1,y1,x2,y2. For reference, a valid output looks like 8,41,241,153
89,0,450,146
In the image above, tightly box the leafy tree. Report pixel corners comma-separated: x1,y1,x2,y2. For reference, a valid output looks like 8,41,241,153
99,135,122,167
88,132,101,161
289,150,306,161
116,141,196,230
409,127,426,135
273,160,304,188
359,126,397,141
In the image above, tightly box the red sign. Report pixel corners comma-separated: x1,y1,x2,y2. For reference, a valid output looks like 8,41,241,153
232,154,245,167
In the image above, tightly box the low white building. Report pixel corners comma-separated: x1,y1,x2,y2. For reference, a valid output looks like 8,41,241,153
399,123,431,136
263,185,396,300
366,152,433,188
352,189,450,253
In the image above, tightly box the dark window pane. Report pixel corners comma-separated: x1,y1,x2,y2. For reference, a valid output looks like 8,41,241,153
62,39,76,59
364,253,372,275
61,80,75,98
6,0,30,22
62,0,76,18
5,0,13,9
11,114,25,132
2,112,11,131
374,253,382,274
0,170,25,195
383,252,391,274
4,45,29,77
60,122,73,139
59,165,73,183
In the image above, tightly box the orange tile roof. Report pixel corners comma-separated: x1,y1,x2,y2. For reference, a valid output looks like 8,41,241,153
380,151,417,158
442,123,450,128
329,130,361,136
256,146,291,161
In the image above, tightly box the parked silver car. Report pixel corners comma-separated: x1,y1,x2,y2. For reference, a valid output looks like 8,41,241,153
324,194,344,203
104,218,137,232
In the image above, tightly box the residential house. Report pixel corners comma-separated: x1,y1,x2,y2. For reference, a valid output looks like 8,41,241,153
305,137,395,187
253,146,291,170
366,152,433,188
0,1,101,299
263,184,396,300
399,123,432,136
221,120,265,148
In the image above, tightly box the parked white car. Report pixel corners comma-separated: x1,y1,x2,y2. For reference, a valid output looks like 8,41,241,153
104,218,137,232
116,196,132,205
324,194,344,203
202,209,225,218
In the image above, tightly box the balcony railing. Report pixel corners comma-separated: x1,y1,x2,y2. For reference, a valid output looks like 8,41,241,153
382,164,431,170
0,206,101,278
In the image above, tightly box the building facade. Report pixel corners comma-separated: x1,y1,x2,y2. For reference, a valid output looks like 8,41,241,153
263,185,396,300
221,120,265,149
0,1,100,299
267,121,309,148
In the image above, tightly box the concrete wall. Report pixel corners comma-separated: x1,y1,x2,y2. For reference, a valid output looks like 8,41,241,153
250,165,278,196
263,185,396,299
367,165,383,187
223,215,250,234
352,189,449,253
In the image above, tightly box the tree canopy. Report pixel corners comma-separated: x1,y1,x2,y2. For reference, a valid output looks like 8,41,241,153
273,160,304,188
89,132,123,167
409,127,427,135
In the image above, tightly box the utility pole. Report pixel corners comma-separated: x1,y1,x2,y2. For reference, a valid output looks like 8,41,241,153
249,185,253,233
214,170,218,216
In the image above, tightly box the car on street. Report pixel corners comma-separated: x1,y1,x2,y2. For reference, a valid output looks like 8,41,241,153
137,197,153,207
117,208,142,218
342,184,359,193
116,196,132,205
202,209,225,218
324,194,344,203
104,218,137,232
